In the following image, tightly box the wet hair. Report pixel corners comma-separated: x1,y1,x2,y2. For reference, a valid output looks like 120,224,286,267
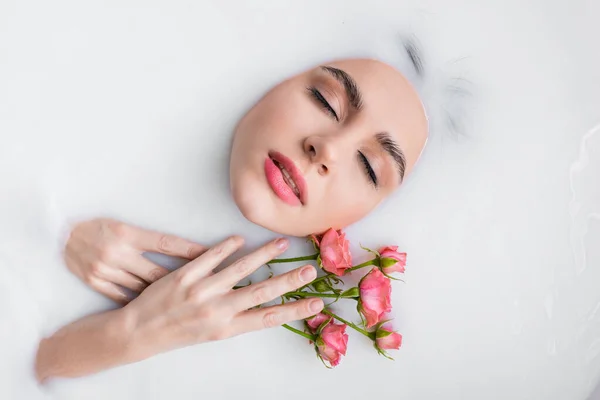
404,39,424,77
398,35,473,141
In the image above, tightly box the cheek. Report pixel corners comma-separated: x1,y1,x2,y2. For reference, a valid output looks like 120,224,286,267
312,177,382,227
247,89,323,142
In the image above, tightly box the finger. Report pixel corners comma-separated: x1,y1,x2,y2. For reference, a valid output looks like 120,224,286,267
176,236,245,285
129,226,207,259
227,264,316,312
233,298,324,335
98,268,148,293
89,277,130,305
206,238,289,290
64,252,85,279
123,253,170,283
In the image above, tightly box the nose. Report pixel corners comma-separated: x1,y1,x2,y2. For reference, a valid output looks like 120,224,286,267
303,135,338,176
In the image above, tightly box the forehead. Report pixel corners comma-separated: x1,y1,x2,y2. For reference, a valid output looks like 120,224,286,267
305,59,428,173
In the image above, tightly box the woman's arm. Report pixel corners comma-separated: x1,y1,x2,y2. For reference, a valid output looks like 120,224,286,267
35,309,139,382
36,219,210,381
35,236,323,382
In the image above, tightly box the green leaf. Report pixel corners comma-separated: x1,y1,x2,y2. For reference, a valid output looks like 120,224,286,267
380,257,399,269
382,272,404,281
316,352,333,369
313,280,333,293
316,316,333,335
232,282,251,290
376,329,394,339
356,301,367,326
359,243,379,257
329,276,343,285
308,236,321,252
377,348,395,361
341,287,360,298
373,319,393,330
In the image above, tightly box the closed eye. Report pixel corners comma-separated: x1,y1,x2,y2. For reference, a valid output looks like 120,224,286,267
307,87,339,121
358,151,377,187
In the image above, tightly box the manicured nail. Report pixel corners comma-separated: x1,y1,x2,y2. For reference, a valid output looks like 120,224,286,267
309,299,324,313
275,238,289,249
299,266,316,282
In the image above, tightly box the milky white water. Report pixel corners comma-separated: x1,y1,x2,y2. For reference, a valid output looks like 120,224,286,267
1,1,599,399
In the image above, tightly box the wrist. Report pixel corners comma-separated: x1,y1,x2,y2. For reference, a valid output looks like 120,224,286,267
118,306,178,362
100,306,157,368
116,307,151,363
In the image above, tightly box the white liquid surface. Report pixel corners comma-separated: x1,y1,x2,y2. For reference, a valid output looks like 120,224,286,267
0,1,599,399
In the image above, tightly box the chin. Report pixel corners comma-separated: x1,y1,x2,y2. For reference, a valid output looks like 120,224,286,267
232,185,273,231
239,206,300,236
232,192,306,237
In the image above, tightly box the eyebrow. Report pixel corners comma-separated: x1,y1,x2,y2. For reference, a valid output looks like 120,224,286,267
375,132,406,181
319,66,406,182
320,66,363,110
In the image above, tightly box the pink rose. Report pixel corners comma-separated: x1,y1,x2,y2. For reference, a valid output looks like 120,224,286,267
312,228,352,276
316,323,348,367
306,313,331,332
378,246,406,274
358,268,392,328
375,324,403,350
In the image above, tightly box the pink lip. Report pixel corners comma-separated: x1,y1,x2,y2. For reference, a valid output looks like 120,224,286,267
264,151,307,206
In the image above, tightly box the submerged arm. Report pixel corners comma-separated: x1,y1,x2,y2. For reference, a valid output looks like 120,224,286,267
35,235,323,382
35,309,147,382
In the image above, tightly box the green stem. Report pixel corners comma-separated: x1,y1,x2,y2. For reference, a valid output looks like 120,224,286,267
285,291,357,299
347,258,377,272
268,253,319,264
281,323,315,341
321,309,374,339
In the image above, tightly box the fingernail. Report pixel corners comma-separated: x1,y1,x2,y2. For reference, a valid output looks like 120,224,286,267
309,299,324,313
275,238,289,249
300,266,316,282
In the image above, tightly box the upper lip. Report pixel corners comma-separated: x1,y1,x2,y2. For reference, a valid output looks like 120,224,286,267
268,151,308,205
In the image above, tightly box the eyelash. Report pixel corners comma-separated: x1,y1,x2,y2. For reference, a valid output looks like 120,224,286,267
307,87,339,121
358,151,378,187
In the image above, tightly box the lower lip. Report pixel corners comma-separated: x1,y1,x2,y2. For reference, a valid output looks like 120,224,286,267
264,157,302,206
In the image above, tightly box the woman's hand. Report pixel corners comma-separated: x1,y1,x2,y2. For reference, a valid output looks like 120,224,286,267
36,236,323,381
125,235,322,356
64,218,206,303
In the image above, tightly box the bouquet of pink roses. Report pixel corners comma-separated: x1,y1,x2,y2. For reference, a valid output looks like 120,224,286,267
267,228,406,368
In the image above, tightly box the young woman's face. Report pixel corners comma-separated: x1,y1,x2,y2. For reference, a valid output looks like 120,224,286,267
230,58,428,237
